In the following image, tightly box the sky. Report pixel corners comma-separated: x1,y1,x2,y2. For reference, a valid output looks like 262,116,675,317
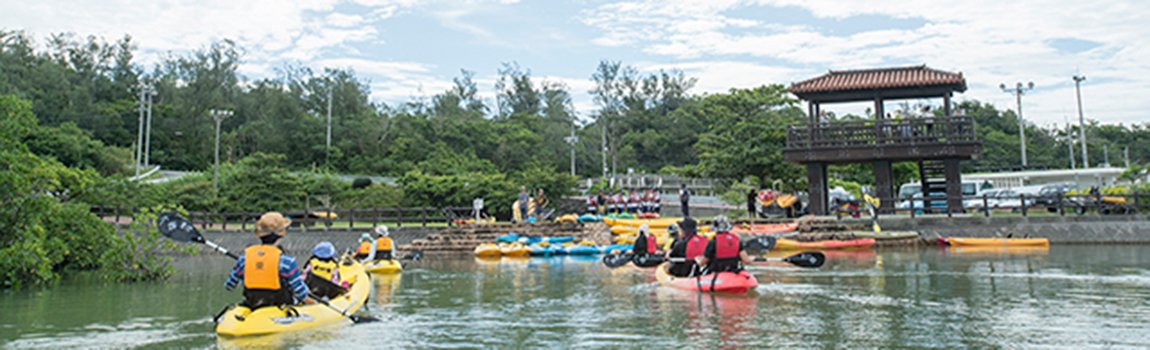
2,0,1147,126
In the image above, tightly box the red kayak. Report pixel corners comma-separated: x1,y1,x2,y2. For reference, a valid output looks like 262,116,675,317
730,223,798,235
655,263,758,294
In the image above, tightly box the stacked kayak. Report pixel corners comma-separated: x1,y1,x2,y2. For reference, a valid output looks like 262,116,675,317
496,233,575,244
554,214,579,223
943,237,1050,247
730,223,798,235
774,238,876,250
655,263,758,294
563,243,602,255
364,259,403,274
500,242,531,257
528,243,559,256
577,214,601,223
474,243,502,258
602,217,681,228
604,213,635,219
216,259,370,337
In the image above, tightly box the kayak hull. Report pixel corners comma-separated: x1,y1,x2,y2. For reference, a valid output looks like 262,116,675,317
215,260,369,337
774,238,876,250
730,223,799,235
655,263,757,294
947,237,1050,247
500,243,531,257
602,217,682,228
364,259,403,274
474,243,501,258
849,231,919,240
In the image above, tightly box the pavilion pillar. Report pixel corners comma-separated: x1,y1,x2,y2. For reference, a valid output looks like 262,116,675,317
944,158,963,213
806,163,828,215
873,160,894,214
943,92,952,117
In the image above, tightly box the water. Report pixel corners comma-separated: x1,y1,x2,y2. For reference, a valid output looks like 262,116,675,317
4,245,1150,349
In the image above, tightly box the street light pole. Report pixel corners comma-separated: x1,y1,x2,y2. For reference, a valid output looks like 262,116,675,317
210,109,233,194
565,123,578,176
326,85,333,164
1001,81,1035,167
143,83,156,168
134,82,147,176
1073,75,1088,168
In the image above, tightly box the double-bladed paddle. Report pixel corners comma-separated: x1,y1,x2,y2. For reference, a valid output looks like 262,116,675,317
156,212,379,324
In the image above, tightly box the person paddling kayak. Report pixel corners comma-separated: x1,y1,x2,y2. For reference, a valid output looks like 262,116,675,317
372,226,395,260
667,217,707,277
632,224,658,256
224,212,316,310
695,215,755,273
354,233,373,261
304,241,346,300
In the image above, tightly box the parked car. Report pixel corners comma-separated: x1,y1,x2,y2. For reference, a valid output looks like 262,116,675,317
1036,182,1077,212
964,189,1034,211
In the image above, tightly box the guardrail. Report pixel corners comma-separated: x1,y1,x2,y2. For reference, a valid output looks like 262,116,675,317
90,205,470,231
830,192,1148,219
786,116,978,149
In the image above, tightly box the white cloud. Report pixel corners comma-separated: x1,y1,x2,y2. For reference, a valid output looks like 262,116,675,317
580,0,1150,125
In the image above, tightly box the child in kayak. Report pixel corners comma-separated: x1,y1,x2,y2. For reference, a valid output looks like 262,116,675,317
304,241,346,300
631,224,658,256
354,233,373,261
667,217,707,277
695,215,755,273
224,212,316,310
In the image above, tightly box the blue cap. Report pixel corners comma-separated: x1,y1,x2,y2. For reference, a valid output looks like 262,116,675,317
312,241,336,259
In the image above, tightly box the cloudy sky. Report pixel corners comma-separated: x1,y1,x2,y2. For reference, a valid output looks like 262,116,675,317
3,0,1146,126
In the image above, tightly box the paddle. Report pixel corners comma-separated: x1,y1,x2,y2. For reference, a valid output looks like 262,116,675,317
864,194,882,233
601,250,825,269
156,212,379,324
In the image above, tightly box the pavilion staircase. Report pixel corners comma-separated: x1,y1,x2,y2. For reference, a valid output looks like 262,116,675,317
918,160,947,210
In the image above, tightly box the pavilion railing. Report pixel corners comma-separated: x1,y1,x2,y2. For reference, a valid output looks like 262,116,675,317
785,116,977,149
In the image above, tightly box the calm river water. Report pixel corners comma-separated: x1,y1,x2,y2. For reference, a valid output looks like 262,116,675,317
3,245,1150,349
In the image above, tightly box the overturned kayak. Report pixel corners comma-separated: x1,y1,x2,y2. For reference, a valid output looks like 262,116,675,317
730,223,798,235
946,237,1050,247
774,238,876,250
216,260,370,337
500,243,531,257
364,259,402,274
849,231,919,240
602,217,681,228
474,243,501,258
655,263,758,294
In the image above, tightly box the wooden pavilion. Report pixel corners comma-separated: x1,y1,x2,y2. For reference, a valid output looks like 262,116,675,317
783,65,981,214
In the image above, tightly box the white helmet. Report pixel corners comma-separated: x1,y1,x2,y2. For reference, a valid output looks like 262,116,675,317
374,226,390,237
638,224,650,236
712,215,733,233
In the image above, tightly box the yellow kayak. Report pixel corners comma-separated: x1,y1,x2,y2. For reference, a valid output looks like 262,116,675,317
216,259,370,337
364,259,402,274
611,224,709,235
602,217,682,228
948,245,1051,256
475,243,501,258
947,237,1050,247
499,242,530,257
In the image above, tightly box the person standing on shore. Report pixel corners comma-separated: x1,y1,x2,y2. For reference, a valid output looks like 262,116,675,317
517,187,530,223
746,188,758,219
679,184,691,217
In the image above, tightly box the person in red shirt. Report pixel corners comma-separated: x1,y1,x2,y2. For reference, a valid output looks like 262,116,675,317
666,217,706,277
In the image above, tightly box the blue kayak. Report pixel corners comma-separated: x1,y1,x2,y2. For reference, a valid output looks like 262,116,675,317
600,244,633,255
563,245,601,255
498,234,575,244
528,244,558,256
577,214,601,222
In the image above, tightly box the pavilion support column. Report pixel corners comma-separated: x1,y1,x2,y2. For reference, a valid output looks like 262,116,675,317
873,160,894,214
806,163,828,215
874,97,885,145
943,92,952,117
944,158,963,213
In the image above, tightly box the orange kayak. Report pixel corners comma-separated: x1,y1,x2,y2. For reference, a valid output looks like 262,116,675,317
730,223,798,235
946,237,1050,247
774,238,875,250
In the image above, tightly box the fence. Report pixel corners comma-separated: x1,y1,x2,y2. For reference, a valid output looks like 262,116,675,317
830,192,1149,219
90,205,478,232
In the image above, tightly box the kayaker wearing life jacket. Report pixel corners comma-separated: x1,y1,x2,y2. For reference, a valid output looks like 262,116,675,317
224,212,315,309
304,241,346,299
586,195,598,214
354,233,373,261
696,215,754,273
373,226,394,260
667,217,706,277
632,224,658,256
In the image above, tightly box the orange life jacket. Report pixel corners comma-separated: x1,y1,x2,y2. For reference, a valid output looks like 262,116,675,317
357,241,373,255
375,237,393,251
243,245,282,290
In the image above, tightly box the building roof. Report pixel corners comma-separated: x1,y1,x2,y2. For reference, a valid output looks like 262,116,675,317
789,65,966,96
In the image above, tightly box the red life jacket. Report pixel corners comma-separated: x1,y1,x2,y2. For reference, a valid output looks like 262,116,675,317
685,235,707,259
645,235,658,254
713,232,740,259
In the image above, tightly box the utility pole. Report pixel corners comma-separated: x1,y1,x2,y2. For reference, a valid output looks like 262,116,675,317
143,83,156,168
1073,75,1089,168
1001,82,1035,166
210,109,233,194
600,115,608,179
565,123,578,176
1125,146,1130,168
134,81,147,176
1103,144,1110,168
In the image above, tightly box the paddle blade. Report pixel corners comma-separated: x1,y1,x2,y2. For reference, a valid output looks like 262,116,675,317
157,212,203,243
602,253,634,268
349,315,381,324
783,251,825,268
745,236,777,253
631,254,666,268
401,250,424,261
